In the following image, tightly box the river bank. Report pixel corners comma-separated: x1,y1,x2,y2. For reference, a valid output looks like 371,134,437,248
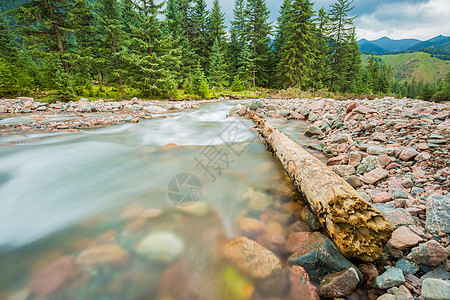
0,97,223,135
230,98,449,299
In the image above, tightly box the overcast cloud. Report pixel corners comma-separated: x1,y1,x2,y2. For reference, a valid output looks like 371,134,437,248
204,0,450,41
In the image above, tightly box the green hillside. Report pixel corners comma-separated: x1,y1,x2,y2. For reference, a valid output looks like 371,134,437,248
362,52,450,83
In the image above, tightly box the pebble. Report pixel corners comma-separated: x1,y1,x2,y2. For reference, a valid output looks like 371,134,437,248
360,168,389,185
135,232,184,263
318,267,360,298
288,265,320,300
77,244,128,267
407,240,448,267
396,259,420,276
388,226,423,249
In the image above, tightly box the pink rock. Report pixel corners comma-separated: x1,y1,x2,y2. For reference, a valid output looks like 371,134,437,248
360,168,389,185
326,154,349,166
28,256,80,298
379,154,392,167
372,192,393,203
388,226,423,250
353,105,377,115
348,151,362,167
337,143,349,153
400,148,419,161
288,265,320,300
285,232,312,253
346,101,358,114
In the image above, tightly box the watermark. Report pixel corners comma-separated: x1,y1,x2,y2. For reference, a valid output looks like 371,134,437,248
167,173,202,206
167,115,259,206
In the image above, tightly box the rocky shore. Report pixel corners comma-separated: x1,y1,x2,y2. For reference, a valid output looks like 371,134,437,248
0,97,219,135
229,97,449,299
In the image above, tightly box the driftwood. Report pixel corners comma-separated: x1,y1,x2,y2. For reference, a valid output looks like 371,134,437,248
247,111,393,261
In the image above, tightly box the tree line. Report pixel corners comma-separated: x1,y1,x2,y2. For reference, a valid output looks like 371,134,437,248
0,0,447,101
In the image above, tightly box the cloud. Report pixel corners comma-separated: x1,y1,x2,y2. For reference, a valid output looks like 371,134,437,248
205,0,450,40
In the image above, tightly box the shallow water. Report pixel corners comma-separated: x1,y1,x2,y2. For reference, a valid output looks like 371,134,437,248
0,101,340,300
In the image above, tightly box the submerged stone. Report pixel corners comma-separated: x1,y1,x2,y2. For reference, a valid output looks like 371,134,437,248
318,267,360,298
135,232,184,263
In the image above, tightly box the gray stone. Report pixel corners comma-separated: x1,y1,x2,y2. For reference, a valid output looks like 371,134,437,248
393,189,408,199
426,194,450,234
373,203,396,215
367,146,394,156
395,259,419,275
144,105,167,114
385,208,416,228
0,105,6,113
421,267,450,281
229,104,244,116
305,125,323,137
372,268,405,289
249,101,264,111
331,165,356,177
377,294,396,300
318,267,360,298
130,104,143,111
421,278,450,300
288,232,361,278
407,240,448,267
345,175,362,188
135,232,184,263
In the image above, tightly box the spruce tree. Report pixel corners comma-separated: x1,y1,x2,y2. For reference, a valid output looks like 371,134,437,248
207,0,226,48
95,0,127,96
228,0,247,79
327,0,357,92
311,7,329,90
191,0,209,71
277,0,315,89
245,0,272,88
273,0,291,69
208,38,227,88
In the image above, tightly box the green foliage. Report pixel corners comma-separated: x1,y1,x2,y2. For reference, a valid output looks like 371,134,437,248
231,76,244,92
208,38,227,88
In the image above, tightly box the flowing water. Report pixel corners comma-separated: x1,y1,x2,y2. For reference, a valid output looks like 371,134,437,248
0,101,328,300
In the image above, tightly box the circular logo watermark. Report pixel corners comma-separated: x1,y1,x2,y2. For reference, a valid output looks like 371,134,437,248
167,173,202,206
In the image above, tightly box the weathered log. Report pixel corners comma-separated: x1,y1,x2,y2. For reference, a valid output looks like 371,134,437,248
247,111,393,261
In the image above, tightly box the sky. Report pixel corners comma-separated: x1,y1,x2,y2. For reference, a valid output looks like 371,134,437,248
204,0,450,41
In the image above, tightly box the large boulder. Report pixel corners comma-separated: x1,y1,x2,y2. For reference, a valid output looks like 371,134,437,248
426,194,450,234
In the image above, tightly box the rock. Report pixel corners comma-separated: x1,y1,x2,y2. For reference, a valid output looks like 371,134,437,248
144,105,167,114
240,188,273,212
360,168,389,185
395,259,419,276
318,267,360,298
421,266,450,281
426,194,450,234
358,263,379,286
288,232,360,277
229,104,244,116
177,201,209,217
401,178,414,189
129,104,143,111
400,148,419,161
345,175,362,188
407,240,448,267
395,285,414,300
379,155,392,167
367,145,392,156
135,232,184,263
305,125,323,137
237,218,266,237
435,120,450,138
385,209,416,228
393,189,408,199
77,244,127,267
353,105,377,115
223,236,282,280
421,278,450,300
28,256,80,298
326,154,349,166
373,203,396,215
377,294,396,300
249,101,264,111
372,268,405,289
0,105,6,113
285,232,311,253
373,132,387,142
349,151,362,167
331,165,356,177
346,101,358,114
288,265,320,300
372,192,393,204
329,133,351,144
415,152,432,162
388,227,423,249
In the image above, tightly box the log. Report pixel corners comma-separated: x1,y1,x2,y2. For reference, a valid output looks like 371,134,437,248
247,111,393,261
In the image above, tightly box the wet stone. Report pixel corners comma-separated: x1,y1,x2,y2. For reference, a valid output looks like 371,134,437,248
135,232,184,263
288,265,320,300
288,232,360,277
407,240,448,267
318,267,360,298
372,267,405,289
420,266,450,281
395,259,420,276
305,125,323,137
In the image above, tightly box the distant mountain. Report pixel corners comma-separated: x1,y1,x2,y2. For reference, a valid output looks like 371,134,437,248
359,42,389,55
407,35,450,52
371,37,421,52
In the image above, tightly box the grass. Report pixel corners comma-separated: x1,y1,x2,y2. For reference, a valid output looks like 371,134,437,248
361,52,450,83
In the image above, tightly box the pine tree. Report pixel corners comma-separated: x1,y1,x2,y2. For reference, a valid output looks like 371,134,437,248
14,0,91,96
277,0,315,89
245,0,272,88
311,7,329,90
208,38,226,88
228,0,247,79
207,0,226,48
273,0,291,68
327,0,357,92
95,0,127,95
191,0,209,71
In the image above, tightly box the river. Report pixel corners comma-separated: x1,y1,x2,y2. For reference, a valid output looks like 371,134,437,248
0,100,323,300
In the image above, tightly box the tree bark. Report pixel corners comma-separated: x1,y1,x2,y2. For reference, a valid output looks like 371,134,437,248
246,111,393,261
